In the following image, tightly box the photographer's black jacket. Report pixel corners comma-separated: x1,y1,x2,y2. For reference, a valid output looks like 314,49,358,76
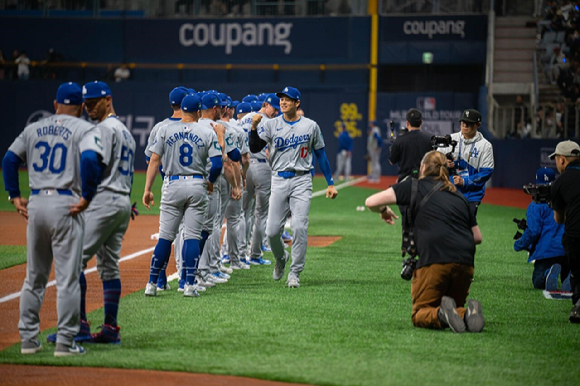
552,159,580,239
393,177,477,269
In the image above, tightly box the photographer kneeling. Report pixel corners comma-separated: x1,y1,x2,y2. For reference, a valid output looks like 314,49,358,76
365,151,484,333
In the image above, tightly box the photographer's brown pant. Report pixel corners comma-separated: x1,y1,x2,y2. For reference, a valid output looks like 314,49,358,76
411,263,474,329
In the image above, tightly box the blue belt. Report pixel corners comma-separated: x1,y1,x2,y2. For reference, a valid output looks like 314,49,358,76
31,189,73,196
277,171,307,179
167,175,203,181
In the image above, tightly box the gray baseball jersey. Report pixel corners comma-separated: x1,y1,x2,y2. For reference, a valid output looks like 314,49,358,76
257,116,325,172
96,116,136,194
149,121,222,177
240,112,269,160
9,114,103,195
222,119,249,155
144,117,180,159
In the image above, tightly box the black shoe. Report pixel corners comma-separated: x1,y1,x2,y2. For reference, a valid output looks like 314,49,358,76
465,299,485,333
570,301,580,324
438,296,466,333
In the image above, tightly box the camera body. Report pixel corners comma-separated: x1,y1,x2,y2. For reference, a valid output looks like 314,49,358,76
430,135,458,175
400,229,418,281
512,218,528,240
523,183,552,204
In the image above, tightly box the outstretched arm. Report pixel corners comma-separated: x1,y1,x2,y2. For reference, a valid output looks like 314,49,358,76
313,147,337,199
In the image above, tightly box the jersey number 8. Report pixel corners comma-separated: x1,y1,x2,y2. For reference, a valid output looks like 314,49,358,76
33,141,67,174
179,143,193,166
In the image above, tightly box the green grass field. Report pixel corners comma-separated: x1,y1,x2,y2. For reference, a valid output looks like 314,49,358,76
1,174,578,386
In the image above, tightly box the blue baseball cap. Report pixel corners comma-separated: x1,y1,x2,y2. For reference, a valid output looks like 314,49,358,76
169,87,189,106
82,81,112,99
218,93,231,108
187,88,197,94
181,94,202,112
201,94,221,110
242,94,258,103
276,86,301,101
535,167,556,184
236,102,252,114
231,100,240,109
56,82,83,105
264,93,280,110
257,93,268,102
250,101,262,112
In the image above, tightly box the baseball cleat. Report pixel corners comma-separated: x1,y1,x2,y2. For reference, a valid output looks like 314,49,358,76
21,339,42,354
438,296,466,333
196,276,216,288
281,231,293,241
157,283,171,292
287,277,300,288
183,285,200,297
209,272,228,283
178,279,185,292
144,282,157,297
249,258,272,265
195,284,206,292
231,261,251,270
220,264,233,274
54,342,86,357
273,251,289,281
464,299,484,333
47,319,91,344
221,255,230,264
90,324,121,344
261,245,272,252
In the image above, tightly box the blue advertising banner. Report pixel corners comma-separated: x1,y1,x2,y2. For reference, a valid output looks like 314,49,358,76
379,15,488,64
2,16,370,64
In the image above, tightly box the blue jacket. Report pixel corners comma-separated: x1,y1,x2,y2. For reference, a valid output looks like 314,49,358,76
338,131,353,153
514,201,565,262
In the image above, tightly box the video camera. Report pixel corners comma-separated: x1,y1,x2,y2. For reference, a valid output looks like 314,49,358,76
388,120,396,142
400,230,417,281
512,218,527,240
523,183,552,204
430,135,458,175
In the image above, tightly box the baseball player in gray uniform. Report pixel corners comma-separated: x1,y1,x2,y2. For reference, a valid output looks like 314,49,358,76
144,86,190,291
240,94,281,266
197,93,242,286
367,120,383,183
219,95,251,269
249,87,338,288
144,94,224,297
2,82,103,356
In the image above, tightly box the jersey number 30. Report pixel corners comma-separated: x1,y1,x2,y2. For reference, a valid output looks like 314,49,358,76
33,141,67,173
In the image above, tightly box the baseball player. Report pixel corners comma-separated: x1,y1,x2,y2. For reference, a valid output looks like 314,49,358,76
144,86,190,291
367,120,383,183
334,122,353,182
67,81,135,343
194,93,241,287
239,94,281,267
219,95,251,270
144,94,224,297
249,86,338,288
2,82,103,356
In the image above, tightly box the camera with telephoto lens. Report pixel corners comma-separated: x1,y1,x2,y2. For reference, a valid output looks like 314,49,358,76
523,183,552,204
400,230,418,281
430,135,458,175
512,218,527,240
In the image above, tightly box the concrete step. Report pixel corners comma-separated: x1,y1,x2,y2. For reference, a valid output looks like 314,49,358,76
494,72,534,83
495,27,537,38
496,16,535,27
495,38,537,50
494,49,534,60
494,60,534,72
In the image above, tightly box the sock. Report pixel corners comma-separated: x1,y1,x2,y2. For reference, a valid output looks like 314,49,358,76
184,239,200,286
149,238,172,284
200,230,210,254
103,279,121,327
79,272,87,321
157,264,167,287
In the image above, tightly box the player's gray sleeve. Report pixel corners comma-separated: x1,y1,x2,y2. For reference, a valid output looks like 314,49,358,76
312,122,325,150
144,125,160,158
78,126,104,159
208,130,222,159
257,119,273,143
150,126,166,157
224,127,237,154
8,130,28,161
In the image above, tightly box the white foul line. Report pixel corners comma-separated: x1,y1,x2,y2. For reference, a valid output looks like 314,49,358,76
312,176,367,198
0,246,155,304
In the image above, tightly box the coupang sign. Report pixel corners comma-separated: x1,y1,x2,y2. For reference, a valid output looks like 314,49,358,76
382,15,487,41
179,21,293,54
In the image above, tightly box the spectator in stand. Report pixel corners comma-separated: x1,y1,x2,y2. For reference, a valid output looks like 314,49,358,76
15,51,30,80
114,63,130,82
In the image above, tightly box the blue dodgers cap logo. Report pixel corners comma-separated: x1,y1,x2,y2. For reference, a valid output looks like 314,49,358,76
181,94,202,112
169,86,189,106
82,81,112,100
201,94,221,110
276,86,301,101
236,102,252,114
265,93,280,110
535,167,556,184
56,82,83,105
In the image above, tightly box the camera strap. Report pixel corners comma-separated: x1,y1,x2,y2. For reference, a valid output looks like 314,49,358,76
407,179,444,230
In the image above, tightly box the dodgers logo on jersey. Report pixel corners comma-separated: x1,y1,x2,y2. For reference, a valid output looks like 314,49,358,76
274,133,310,151
470,147,479,159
